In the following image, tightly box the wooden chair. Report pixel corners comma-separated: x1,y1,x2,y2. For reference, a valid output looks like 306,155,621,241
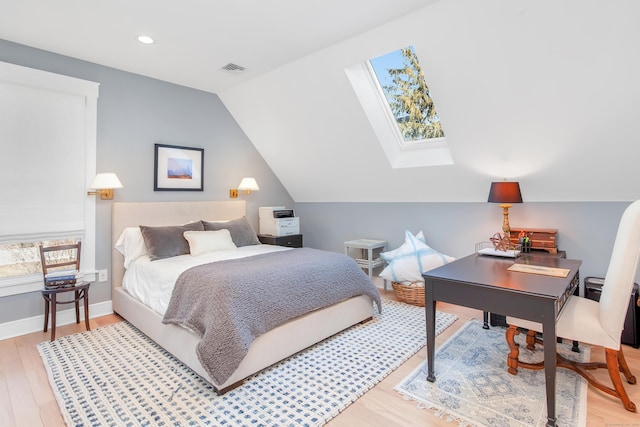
505,200,640,412
40,242,90,341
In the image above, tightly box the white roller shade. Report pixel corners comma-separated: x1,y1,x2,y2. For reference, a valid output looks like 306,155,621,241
0,81,86,237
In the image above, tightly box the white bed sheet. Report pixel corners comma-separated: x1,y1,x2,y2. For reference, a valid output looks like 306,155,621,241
122,244,291,315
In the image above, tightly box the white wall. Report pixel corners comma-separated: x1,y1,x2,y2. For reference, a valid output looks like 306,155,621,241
220,0,640,203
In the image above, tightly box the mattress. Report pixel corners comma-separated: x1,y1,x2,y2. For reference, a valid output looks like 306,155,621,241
122,244,290,315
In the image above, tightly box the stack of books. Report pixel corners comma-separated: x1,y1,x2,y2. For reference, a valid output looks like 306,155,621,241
44,269,83,289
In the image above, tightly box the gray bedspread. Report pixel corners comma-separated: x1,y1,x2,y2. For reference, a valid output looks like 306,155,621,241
162,247,382,385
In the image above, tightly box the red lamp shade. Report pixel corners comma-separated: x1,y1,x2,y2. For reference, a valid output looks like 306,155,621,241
487,181,523,204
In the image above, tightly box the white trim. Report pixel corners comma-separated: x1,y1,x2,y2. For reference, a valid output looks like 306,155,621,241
0,61,99,295
0,61,99,98
0,299,112,341
345,62,453,169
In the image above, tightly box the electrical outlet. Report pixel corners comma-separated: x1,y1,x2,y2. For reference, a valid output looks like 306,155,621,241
98,269,108,282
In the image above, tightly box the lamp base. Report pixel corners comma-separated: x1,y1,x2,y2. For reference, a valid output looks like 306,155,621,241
499,203,512,235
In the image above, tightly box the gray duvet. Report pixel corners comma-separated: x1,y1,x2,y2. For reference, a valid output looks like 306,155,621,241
162,247,382,385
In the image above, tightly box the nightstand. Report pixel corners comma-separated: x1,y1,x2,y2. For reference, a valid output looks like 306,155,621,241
344,238,388,289
258,234,303,248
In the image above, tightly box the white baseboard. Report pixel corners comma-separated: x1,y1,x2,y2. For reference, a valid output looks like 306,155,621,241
372,276,389,290
0,300,113,341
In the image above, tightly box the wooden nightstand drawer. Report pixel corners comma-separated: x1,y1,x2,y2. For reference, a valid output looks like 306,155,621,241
258,234,303,248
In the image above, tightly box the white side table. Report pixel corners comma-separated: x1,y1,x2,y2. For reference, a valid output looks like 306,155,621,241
344,238,388,289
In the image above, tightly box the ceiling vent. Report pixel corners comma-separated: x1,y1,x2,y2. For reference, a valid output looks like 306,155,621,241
220,63,246,72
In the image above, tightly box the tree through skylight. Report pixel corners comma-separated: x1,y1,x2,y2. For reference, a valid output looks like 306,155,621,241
369,46,444,142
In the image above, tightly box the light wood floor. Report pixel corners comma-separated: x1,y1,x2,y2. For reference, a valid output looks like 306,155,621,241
1,290,639,427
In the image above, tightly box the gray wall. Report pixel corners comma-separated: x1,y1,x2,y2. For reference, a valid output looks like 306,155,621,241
1,39,637,328
0,39,294,324
295,201,637,290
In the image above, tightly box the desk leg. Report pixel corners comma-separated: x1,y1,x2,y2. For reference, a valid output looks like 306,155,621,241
367,248,373,280
542,305,558,427
425,278,436,382
482,311,489,329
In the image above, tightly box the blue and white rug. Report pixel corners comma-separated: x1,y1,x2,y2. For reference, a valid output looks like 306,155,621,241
395,318,588,427
38,299,457,426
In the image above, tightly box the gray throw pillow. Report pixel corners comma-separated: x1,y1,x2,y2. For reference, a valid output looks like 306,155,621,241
201,216,260,247
139,221,204,261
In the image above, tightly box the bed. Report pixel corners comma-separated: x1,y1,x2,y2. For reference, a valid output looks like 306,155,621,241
111,200,380,393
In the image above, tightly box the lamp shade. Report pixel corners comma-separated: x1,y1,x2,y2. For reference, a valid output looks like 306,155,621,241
487,181,522,204
90,173,123,189
238,177,259,192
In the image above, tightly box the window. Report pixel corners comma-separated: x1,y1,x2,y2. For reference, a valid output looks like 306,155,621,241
369,46,445,144
345,46,453,168
0,238,78,278
0,61,98,296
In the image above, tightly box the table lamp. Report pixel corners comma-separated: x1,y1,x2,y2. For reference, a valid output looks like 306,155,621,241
487,181,523,235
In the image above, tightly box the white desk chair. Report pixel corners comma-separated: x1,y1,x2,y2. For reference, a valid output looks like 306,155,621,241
506,200,640,412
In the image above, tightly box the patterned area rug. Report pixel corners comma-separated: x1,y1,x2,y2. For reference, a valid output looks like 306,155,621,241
38,299,457,426
395,318,589,427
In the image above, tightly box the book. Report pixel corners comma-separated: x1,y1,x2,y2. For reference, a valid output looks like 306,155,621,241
45,279,77,289
44,269,83,288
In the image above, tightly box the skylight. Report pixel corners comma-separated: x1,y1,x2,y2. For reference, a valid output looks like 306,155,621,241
369,46,445,144
345,45,453,169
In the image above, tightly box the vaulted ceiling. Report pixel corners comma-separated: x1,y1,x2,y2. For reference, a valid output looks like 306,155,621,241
0,0,434,93
3,0,640,203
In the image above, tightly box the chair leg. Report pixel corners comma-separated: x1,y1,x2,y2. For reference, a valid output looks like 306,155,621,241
617,347,636,385
74,289,80,324
506,325,521,375
83,288,91,332
43,296,50,333
605,348,637,412
526,330,537,350
50,293,57,341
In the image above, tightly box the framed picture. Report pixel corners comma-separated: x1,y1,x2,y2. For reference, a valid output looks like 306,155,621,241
154,143,204,191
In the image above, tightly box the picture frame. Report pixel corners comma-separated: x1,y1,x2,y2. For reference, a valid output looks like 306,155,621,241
154,143,204,191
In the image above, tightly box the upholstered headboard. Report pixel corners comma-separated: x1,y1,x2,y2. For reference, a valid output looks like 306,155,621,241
111,201,247,290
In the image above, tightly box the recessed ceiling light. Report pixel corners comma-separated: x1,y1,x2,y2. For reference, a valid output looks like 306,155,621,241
137,35,154,44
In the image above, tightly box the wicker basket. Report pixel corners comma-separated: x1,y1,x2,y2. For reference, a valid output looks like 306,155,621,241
391,281,425,307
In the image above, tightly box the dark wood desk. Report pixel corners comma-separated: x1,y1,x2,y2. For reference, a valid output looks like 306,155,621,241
423,253,581,427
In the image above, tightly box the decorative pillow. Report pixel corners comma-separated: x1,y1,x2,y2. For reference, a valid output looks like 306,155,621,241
380,230,455,283
201,216,260,247
380,230,426,262
183,229,237,256
114,227,149,269
139,221,204,261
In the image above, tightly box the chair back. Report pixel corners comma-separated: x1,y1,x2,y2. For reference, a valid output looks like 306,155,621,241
599,200,640,346
39,242,82,281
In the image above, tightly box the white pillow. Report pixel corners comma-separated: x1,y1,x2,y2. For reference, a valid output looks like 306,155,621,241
114,227,149,269
380,230,426,262
380,230,455,283
183,229,237,256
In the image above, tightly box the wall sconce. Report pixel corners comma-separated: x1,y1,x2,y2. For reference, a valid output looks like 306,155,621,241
487,180,523,234
230,177,259,198
87,173,123,200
